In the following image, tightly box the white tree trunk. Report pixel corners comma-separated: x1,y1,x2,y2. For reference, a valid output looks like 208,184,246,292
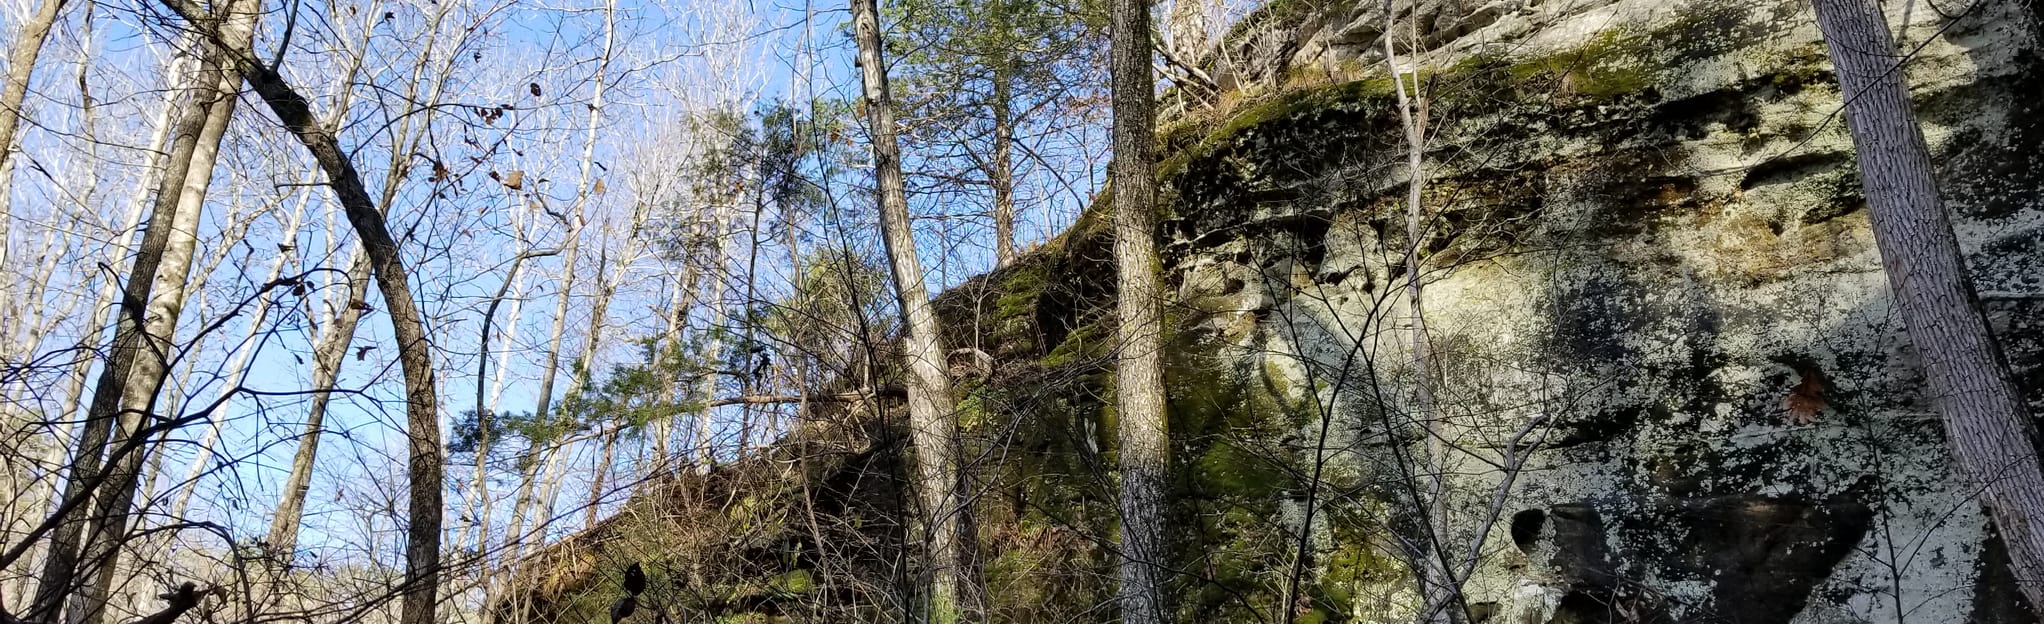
6,44,187,611
68,13,251,620
0,0,71,327
1378,6,1457,622
28,23,240,621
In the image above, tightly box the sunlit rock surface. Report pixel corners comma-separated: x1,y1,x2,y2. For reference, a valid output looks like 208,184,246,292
510,1,2044,622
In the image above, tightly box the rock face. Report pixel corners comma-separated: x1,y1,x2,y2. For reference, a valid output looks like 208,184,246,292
1150,0,2044,621
509,1,2044,622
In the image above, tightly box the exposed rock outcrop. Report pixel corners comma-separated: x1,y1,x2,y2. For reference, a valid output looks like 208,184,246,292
509,1,2044,622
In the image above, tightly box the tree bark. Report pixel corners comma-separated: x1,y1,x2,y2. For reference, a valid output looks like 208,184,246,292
1811,0,2044,610
27,32,226,624
585,429,617,529
1107,0,1171,621
465,240,548,584
529,212,583,453
0,0,71,319
990,63,1016,269
69,22,250,618
849,0,978,619
149,0,452,618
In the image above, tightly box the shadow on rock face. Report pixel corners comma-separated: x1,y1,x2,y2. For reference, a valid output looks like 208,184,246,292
1510,495,1873,624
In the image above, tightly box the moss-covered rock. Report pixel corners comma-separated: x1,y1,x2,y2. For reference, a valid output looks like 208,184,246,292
506,2,2044,623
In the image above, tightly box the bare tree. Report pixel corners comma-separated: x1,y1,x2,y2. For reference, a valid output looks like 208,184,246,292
1375,5,1459,622
0,0,72,321
149,0,453,621
265,0,462,564
65,7,262,619
27,19,249,623
4,34,188,610
1811,0,2044,609
850,0,979,619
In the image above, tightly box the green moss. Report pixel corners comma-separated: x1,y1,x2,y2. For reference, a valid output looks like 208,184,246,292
1506,28,1655,100
1215,80,1396,147
1158,78,1401,189
769,569,815,595
1041,319,1112,368
993,266,1045,322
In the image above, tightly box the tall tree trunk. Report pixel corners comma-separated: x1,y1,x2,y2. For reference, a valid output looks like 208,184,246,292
0,0,71,322
9,42,185,610
27,32,230,624
264,0,442,566
1811,0,2044,610
148,0,452,617
3,8,102,603
650,266,692,462
571,230,616,519
462,212,542,577
266,253,368,557
68,7,255,616
693,269,729,463
501,443,550,556
522,435,573,550
527,212,584,473
464,236,548,587
849,0,977,620
1107,0,1170,621
238,63,447,624
990,64,1016,269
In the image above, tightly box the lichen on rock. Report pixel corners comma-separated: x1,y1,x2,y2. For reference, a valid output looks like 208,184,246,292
504,1,2044,622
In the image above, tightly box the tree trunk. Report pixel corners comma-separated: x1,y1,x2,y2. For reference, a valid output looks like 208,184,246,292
570,236,617,506
2,9,100,603
266,253,369,556
144,0,452,617
465,238,547,586
501,444,548,556
27,32,228,624
1811,0,2044,610
66,7,255,616
1107,0,1171,621
693,271,729,463
1379,6,1455,620
8,43,184,610
1165,0,1208,68
265,0,427,558
243,67,447,624
990,63,1016,269
0,0,71,321
850,0,977,620
585,429,617,529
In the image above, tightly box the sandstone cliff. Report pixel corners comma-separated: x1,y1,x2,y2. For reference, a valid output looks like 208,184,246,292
507,1,2044,622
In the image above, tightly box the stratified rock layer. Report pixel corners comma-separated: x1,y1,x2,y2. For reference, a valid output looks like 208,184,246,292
509,1,2044,622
